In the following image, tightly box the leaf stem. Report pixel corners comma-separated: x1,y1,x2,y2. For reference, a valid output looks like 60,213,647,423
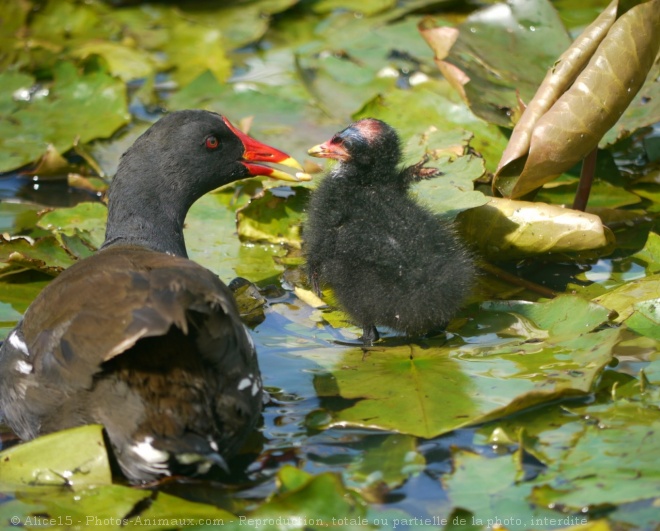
479,262,557,299
572,147,598,211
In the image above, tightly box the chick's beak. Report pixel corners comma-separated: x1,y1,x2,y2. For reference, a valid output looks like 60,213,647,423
308,141,350,161
222,117,310,182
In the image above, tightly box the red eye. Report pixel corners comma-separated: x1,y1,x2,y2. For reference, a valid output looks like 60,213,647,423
205,136,219,149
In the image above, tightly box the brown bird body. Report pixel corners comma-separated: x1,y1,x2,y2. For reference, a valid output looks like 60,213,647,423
0,110,303,482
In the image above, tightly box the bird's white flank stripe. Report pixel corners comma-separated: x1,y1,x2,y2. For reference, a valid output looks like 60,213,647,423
237,377,252,391
8,332,29,356
131,436,169,464
15,360,33,374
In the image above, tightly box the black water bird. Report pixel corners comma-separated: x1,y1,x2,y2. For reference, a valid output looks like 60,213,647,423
0,110,306,482
303,118,476,344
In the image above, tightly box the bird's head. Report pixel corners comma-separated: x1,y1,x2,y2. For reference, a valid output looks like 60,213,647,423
308,118,402,179
114,110,309,205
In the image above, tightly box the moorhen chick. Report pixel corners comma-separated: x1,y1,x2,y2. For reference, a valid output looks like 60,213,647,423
303,118,475,344
0,110,306,482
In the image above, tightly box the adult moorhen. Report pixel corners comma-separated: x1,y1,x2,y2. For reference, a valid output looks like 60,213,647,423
303,118,476,344
0,110,306,483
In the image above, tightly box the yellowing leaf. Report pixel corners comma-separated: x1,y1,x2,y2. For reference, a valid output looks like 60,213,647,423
494,0,660,198
457,197,614,260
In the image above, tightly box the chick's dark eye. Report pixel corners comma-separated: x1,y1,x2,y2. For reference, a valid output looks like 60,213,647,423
205,136,220,150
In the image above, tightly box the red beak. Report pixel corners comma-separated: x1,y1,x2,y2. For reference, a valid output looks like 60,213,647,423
222,117,309,182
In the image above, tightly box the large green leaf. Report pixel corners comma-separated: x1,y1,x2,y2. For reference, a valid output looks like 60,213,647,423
0,63,129,173
315,296,617,438
0,425,111,488
419,0,571,126
532,399,660,508
442,449,564,530
212,466,370,531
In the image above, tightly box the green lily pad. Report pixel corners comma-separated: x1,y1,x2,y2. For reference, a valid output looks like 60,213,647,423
71,41,156,82
420,0,572,127
345,434,425,491
411,155,488,220
0,424,111,488
221,466,369,531
0,483,236,531
185,190,287,285
442,449,565,530
624,298,660,340
38,202,107,250
0,235,78,276
536,180,643,209
0,62,130,173
629,231,660,273
237,187,310,248
593,274,660,321
531,399,660,508
317,296,617,438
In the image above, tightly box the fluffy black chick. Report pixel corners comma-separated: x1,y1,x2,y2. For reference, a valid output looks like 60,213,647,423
303,118,476,344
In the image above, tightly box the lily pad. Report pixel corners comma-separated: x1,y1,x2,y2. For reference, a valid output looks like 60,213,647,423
456,197,614,260
185,190,287,285
223,466,369,531
593,274,660,321
420,0,572,126
531,399,660,508
411,155,488,220
345,434,425,492
442,449,565,530
0,63,130,173
237,187,310,248
0,424,111,488
317,296,618,438
38,202,107,250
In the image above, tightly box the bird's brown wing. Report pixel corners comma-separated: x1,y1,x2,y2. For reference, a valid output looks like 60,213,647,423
19,245,248,390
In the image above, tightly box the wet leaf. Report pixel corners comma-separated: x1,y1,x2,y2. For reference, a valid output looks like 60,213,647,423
0,424,111,488
38,202,107,250
319,296,617,438
185,191,287,285
420,0,572,126
0,235,78,276
411,155,488,220
456,197,614,260
0,63,130,173
531,400,660,508
345,434,425,492
71,41,156,82
237,187,310,248
442,449,563,529
494,0,660,198
593,274,660,321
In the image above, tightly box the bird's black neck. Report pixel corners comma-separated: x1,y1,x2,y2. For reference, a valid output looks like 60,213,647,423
102,171,194,258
